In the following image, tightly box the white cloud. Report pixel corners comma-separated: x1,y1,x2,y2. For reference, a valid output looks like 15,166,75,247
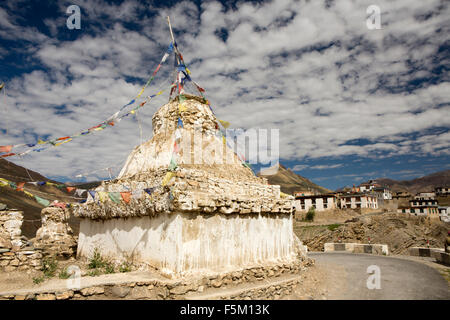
0,0,449,181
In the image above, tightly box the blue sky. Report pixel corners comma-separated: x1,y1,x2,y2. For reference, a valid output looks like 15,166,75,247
0,0,449,190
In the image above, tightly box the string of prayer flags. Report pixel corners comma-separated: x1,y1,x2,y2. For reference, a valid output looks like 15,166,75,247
6,42,174,158
120,192,131,203
108,192,121,203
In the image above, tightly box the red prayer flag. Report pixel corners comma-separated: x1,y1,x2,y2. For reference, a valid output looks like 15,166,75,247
16,182,25,191
0,145,13,153
0,153,15,158
66,187,76,193
57,137,70,141
120,192,131,203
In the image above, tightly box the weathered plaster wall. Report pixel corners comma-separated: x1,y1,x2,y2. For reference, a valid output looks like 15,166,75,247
77,211,295,275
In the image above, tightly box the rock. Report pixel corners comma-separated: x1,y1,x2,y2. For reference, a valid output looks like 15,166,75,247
81,286,105,296
111,286,131,298
14,295,26,300
56,291,74,300
36,294,56,300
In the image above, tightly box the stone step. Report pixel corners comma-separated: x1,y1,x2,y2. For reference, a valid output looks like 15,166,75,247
185,273,301,300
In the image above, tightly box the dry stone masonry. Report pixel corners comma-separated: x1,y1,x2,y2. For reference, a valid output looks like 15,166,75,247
34,206,77,259
0,209,42,272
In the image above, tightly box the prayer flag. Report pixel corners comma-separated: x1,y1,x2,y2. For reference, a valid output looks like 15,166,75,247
35,195,50,207
98,192,108,202
24,190,33,197
219,120,230,128
120,192,131,203
37,181,46,186
179,103,187,112
109,192,121,203
66,187,76,193
177,118,183,128
162,172,175,186
168,156,177,171
0,153,15,158
88,190,96,201
0,145,13,153
16,182,25,191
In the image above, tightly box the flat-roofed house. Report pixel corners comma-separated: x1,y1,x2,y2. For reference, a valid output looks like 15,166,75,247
339,193,378,209
397,199,439,218
294,194,338,212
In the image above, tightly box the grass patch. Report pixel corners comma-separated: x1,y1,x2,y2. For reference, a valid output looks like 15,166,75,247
104,262,115,274
87,269,102,277
58,267,71,279
327,224,341,231
32,276,45,285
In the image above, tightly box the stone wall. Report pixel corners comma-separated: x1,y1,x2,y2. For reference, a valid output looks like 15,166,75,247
324,242,389,255
0,258,313,300
34,206,77,259
0,210,42,272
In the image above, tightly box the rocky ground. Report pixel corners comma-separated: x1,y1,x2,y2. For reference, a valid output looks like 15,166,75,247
295,211,449,254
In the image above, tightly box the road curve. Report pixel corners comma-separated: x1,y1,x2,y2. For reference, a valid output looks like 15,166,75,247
309,252,449,300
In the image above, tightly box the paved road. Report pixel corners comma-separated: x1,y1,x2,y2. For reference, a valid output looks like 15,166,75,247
309,252,449,300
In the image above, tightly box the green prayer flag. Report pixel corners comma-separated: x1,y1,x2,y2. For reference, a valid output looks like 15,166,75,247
35,195,50,207
168,157,177,171
108,192,121,203
179,94,186,103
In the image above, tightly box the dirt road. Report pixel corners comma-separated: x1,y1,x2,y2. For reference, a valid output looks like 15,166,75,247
309,252,449,300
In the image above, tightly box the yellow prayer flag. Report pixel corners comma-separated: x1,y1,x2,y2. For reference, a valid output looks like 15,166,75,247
179,103,187,112
162,172,176,186
185,68,191,75
219,120,230,128
24,191,34,197
37,139,45,144
131,110,135,114
222,136,226,145
98,192,108,202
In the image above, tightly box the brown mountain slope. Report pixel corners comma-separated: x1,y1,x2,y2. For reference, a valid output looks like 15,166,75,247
375,169,450,194
258,164,331,195
0,159,80,238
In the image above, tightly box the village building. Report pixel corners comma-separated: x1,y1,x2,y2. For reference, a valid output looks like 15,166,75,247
397,199,439,218
435,186,450,196
294,193,337,212
438,206,450,222
415,192,436,199
339,193,378,210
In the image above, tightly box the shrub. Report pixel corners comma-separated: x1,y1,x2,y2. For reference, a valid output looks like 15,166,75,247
88,248,106,269
119,262,132,273
305,207,315,221
41,257,58,278
104,262,115,274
